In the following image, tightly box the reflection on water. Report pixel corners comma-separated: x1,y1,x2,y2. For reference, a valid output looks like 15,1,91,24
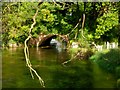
2,48,116,88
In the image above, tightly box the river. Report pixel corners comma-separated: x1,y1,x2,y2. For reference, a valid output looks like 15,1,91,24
2,47,116,88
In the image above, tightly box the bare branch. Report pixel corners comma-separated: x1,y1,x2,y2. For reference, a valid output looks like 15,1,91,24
81,14,86,39
24,3,45,87
67,18,81,36
62,52,80,65
62,14,86,65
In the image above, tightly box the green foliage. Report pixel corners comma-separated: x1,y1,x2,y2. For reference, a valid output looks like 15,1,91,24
2,2,35,44
85,2,119,43
90,48,120,88
116,66,120,79
2,2,120,46
95,11,118,39
117,78,120,88
8,39,16,44
90,49,120,73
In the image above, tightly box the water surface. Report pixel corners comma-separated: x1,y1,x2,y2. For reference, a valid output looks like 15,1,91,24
2,47,116,88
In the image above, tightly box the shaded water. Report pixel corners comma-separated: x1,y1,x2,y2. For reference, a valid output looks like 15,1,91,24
2,48,116,88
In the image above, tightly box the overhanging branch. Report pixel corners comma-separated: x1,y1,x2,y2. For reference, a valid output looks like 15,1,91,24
24,2,45,87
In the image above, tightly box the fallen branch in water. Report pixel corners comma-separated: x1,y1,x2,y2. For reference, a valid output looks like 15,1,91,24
62,52,80,65
24,3,45,87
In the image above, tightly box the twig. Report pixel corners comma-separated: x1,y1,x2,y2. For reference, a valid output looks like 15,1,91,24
52,0,65,8
3,2,17,14
67,18,81,36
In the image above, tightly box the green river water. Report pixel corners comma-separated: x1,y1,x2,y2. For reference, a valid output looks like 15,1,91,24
2,47,116,88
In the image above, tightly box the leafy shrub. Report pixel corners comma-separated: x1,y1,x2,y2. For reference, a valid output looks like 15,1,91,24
90,49,120,73
116,66,120,79
90,49,120,88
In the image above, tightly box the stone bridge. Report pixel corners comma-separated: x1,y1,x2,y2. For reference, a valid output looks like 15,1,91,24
28,34,69,47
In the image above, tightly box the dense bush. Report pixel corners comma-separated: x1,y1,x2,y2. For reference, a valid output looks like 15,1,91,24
117,79,120,88
116,66,120,79
90,49,120,73
116,66,120,88
90,49,120,88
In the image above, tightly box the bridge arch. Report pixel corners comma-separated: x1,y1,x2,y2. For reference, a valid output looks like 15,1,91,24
28,34,69,47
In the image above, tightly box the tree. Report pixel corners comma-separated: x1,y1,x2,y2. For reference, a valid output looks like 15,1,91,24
2,2,119,46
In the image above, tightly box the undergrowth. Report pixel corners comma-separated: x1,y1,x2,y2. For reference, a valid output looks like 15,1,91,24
90,48,120,88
